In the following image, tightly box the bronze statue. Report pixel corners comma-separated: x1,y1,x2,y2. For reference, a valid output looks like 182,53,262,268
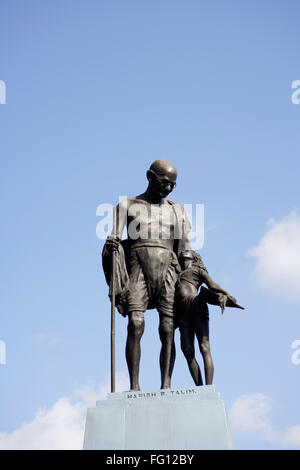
175,250,244,386
102,159,192,391
102,160,244,391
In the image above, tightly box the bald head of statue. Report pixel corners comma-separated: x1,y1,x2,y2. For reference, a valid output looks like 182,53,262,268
146,159,178,200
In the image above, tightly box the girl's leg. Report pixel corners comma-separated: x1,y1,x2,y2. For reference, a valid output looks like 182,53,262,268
180,325,204,386
194,303,214,385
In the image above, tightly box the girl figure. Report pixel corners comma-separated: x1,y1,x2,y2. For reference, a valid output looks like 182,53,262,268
175,250,243,386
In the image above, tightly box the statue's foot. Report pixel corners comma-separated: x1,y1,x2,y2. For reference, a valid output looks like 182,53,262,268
129,385,141,391
161,381,171,390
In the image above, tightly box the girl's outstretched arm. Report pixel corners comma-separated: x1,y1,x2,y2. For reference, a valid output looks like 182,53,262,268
201,270,236,303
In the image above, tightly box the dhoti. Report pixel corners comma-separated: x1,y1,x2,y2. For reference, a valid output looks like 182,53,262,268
126,246,181,317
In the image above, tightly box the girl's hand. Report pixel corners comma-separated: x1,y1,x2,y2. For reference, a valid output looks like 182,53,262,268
217,293,227,314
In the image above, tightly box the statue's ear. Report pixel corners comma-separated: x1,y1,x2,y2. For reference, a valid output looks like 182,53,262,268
147,169,154,182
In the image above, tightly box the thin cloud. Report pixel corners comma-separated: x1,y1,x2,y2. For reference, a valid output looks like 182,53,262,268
229,393,278,442
282,425,300,447
229,393,300,449
247,210,300,299
0,372,129,450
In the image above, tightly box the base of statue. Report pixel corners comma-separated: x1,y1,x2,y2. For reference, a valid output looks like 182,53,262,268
83,385,233,450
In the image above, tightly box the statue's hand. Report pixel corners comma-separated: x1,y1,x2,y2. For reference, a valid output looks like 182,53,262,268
217,293,227,314
105,235,121,252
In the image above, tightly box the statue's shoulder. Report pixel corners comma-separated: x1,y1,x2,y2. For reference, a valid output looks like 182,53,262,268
126,196,148,204
166,199,182,207
166,199,176,206
117,197,137,209
166,199,184,210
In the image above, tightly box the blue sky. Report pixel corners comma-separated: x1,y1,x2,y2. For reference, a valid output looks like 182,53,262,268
1,0,300,449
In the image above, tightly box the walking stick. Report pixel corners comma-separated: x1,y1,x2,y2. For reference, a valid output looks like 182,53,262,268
110,207,116,393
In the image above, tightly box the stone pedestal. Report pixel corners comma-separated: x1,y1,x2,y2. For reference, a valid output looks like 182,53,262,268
83,385,233,450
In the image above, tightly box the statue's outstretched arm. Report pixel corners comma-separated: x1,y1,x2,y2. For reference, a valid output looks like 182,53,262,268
201,271,236,304
202,272,228,295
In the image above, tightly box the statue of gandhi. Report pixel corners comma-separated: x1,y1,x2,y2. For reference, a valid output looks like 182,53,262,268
103,159,191,391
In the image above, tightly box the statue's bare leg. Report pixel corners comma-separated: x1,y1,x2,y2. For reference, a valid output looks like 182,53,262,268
126,311,145,391
158,314,175,389
197,334,214,384
194,306,214,384
180,326,204,386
